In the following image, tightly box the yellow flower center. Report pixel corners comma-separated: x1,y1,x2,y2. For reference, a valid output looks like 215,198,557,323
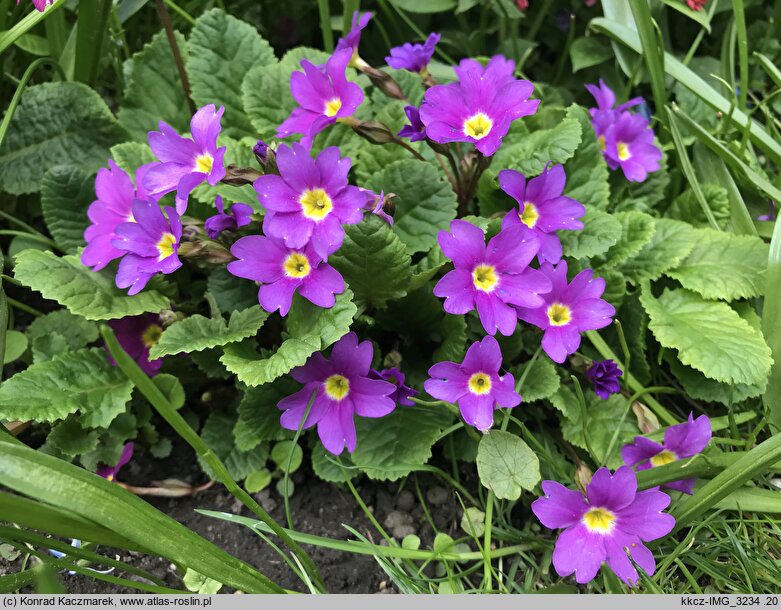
472,264,498,293
582,507,616,534
299,188,333,221
468,372,492,395
650,450,678,467
283,252,311,279
106,474,114,482
141,324,163,349
617,141,631,161
546,303,571,327
324,98,342,117
463,112,493,140
324,374,350,401
156,233,177,260
194,152,214,174
597,134,606,151
520,202,539,228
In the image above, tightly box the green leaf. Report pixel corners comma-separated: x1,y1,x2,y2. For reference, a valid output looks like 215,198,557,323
149,308,268,359
183,569,223,595
40,165,92,253
221,290,356,386
493,118,582,178
476,430,540,500
641,286,773,385
3,331,27,365
198,412,268,481
659,0,710,30
48,419,100,457
311,442,357,483
14,250,169,321
0,348,133,423
563,105,610,210
110,142,156,175
570,37,612,72
460,507,485,537
244,469,272,493
118,30,190,141
669,358,765,406
26,309,99,351
667,183,729,228
152,374,185,410
187,9,275,137
389,0,456,11
30,334,68,364
330,216,412,310
351,406,450,481
242,63,294,141
560,208,621,259
409,248,447,292
270,440,303,473
617,218,697,285
665,229,768,301
0,82,127,195
208,267,259,312
514,357,560,403
594,211,656,269
366,159,457,254
433,314,467,363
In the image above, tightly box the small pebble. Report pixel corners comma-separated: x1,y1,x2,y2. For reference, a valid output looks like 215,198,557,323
396,490,414,511
383,510,416,539
426,486,449,506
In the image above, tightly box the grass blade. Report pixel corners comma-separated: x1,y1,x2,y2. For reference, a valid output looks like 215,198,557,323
763,213,781,434
628,0,667,129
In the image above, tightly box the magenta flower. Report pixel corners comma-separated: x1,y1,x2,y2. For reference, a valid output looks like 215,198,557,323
204,195,253,239
498,165,586,264
365,190,393,226
419,55,539,156
603,112,662,183
254,143,369,260
621,414,712,494
758,201,776,221
586,359,623,400
335,11,372,55
532,466,675,585
227,234,345,317
278,332,396,455
107,314,163,376
143,105,226,214
433,220,551,336
369,368,418,406
515,261,615,364
18,0,51,11
112,200,182,295
386,33,441,73
82,161,154,272
585,79,642,138
398,106,426,142
276,49,364,149
424,335,520,431
96,442,134,481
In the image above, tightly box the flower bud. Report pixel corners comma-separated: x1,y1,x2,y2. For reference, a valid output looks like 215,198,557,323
351,120,398,145
360,65,406,101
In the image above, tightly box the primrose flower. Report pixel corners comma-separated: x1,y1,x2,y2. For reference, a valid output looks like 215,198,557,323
621,414,712,494
424,335,520,431
419,55,539,156
107,314,163,376
586,359,623,400
515,261,615,364
82,161,154,272
369,368,418,406
276,49,364,149
96,442,134,481
335,11,372,55
532,466,675,585
585,79,642,136
366,190,394,226
254,143,369,259
19,0,51,12
204,196,253,239
386,33,441,73
434,220,551,336
687,0,707,9
112,200,182,295
227,234,345,317
278,333,396,455
603,112,662,183
144,105,226,214
398,106,427,142
499,165,586,264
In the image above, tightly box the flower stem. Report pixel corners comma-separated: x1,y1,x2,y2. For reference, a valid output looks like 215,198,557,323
154,0,196,116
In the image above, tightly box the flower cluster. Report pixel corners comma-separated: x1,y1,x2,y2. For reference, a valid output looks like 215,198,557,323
586,80,662,182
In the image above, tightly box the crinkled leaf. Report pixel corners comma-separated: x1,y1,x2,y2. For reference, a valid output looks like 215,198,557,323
493,118,582,178
311,442,357,483
514,357,560,403
14,250,169,321
409,248,448,292
640,286,773,385
669,358,765,406
563,105,611,210
560,208,621,259
26,309,99,351
594,211,655,269
41,166,92,253
208,267,259,313
476,430,540,500
31,334,68,364
235,377,298,449
570,37,612,72
617,218,697,285
242,63,294,140
110,142,156,175
48,419,100,457
433,314,467,363
198,411,268,481
667,184,729,228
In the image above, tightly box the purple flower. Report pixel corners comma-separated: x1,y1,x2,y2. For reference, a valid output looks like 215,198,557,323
82,161,154,272
419,55,539,156
587,359,623,400
515,261,615,364
621,414,712,494
112,200,182,295
278,332,396,455
96,442,134,481
498,165,586,264
335,11,372,55
369,368,418,406
366,190,393,226
276,49,364,149
227,234,345,317
144,105,226,214
603,112,662,183
386,33,441,73
204,196,253,239
433,220,551,336
253,140,269,163
107,314,163,376
758,201,776,221
254,143,369,260
532,466,675,585
398,106,427,142
20,0,51,11
424,335,521,431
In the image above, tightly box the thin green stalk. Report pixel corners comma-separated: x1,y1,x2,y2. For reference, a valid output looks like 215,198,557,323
482,492,494,591
762,212,781,435
6,298,43,317
162,0,195,25
527,0,553,42
74,0,113,85
283,391,316,530
629,0,667,131
0,0,66,55
571,376,596,461
0,231,58,249
155,0,196,116
317,0,334,53
100,325,324,594
0,210,46,238
732,0,748,112
43,7,66,59
0,279,6,384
